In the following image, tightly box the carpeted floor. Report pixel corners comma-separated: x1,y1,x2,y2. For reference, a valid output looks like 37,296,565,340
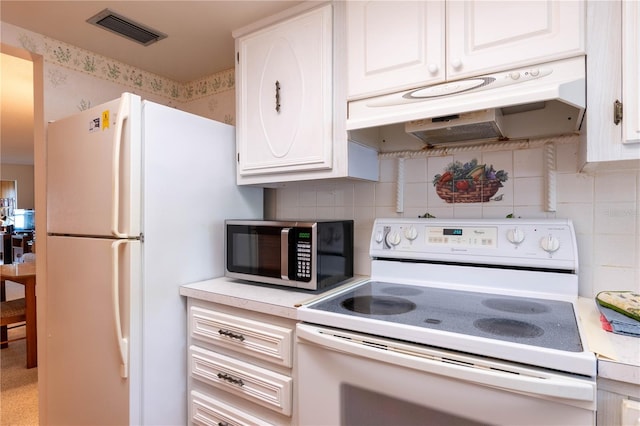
0,326,38,425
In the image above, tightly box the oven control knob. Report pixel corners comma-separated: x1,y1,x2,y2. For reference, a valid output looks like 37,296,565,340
506,227,525,245
540,234,561,253
404,226,418,241
374,229,384,244
386,231,402,247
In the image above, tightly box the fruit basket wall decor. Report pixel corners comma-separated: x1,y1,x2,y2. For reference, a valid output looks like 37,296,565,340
433,159,508,203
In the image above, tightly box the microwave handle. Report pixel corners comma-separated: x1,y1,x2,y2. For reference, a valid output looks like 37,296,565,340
281,228,291,280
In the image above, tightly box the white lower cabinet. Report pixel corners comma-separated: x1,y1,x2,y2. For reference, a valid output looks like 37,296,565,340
190,391,277,426
190,347,293,416
187,299,297,426
597,377,640,426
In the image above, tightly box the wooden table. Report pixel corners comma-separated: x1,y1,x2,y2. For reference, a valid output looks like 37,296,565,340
0,263,37,368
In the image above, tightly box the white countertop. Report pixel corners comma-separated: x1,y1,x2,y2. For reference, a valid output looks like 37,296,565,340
179,276,367,320
578,297,640,385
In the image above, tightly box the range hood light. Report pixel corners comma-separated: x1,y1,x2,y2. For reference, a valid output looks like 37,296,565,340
406,109,506,145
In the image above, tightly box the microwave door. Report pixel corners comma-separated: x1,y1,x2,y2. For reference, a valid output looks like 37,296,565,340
230,233,262,275
227,225,282,279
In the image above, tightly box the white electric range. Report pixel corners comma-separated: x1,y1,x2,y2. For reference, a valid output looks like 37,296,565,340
296,218,596,426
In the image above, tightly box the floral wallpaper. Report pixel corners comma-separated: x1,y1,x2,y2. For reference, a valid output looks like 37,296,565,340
3,22,235,123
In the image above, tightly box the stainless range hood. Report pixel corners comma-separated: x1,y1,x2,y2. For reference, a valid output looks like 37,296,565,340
347,56,586,145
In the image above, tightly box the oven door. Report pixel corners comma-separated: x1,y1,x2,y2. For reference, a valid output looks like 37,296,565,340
297,324,596,426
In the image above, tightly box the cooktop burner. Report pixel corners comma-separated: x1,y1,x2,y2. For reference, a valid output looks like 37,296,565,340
342,295,416,315
310,281,583,352
473,318,544,338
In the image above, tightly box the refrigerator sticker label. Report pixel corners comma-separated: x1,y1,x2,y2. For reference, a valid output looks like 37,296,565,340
89,117,101,133
101,111,110,130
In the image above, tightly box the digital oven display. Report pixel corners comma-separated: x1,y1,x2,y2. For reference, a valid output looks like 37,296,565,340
426,226,497,248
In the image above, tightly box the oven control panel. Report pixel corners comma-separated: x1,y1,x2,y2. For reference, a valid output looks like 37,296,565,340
370,218,578,271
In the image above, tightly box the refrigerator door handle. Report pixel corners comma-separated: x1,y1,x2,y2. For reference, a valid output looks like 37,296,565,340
112,94,130,238
112,240,129,378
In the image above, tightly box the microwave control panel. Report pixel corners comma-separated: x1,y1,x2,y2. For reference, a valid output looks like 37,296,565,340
295,239,312,280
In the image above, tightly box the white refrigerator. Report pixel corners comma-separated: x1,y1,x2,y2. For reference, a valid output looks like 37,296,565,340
45,93,263,425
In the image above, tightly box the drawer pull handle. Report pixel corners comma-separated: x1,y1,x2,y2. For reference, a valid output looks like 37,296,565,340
217,372,244,387
275,80,281,113
218,423,229,426
218,329,245,341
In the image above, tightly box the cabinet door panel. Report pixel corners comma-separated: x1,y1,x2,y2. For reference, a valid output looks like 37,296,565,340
447,1,584,78
623,0,640,145
347,0,444,99
237,5,333,176
191,391,277,426
190,346,293,415
259,39,303,158
190,306,293,367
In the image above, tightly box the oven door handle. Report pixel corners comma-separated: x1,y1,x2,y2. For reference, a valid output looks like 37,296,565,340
297,324,595,402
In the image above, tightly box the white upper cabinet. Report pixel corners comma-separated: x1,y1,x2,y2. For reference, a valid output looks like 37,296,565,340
347,0,585,100
236,4,333,178
235,2,379,186
346,1,445,100
447,1,584,79
579,0,640,169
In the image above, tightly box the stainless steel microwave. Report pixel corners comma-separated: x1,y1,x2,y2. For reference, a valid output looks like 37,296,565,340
225,220,354,290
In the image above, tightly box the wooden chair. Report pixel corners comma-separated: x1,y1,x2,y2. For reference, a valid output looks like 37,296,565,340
0,280,26,347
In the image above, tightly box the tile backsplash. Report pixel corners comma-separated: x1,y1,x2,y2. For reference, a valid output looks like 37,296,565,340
270,137,640,299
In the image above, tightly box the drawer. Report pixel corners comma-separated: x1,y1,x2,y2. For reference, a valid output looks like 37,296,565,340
191,390,276,426
190,306,293,367
190,345,293,416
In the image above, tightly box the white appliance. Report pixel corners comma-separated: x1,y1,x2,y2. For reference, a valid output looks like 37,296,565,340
44,93,263,425
347,56,586,144
297,218,596,425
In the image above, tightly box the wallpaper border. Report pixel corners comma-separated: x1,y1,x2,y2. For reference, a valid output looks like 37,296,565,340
14,27,233,103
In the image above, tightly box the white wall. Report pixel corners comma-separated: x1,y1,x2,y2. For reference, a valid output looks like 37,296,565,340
0,163,34,208
272,137,640,299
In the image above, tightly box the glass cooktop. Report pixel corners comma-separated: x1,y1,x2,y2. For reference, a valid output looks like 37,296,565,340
308,281,583,352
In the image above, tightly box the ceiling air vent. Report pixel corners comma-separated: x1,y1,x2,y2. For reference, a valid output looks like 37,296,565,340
87,9,167,46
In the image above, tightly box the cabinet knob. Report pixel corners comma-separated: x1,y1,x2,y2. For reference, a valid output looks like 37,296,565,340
451,58,463,70
428,63,439,75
